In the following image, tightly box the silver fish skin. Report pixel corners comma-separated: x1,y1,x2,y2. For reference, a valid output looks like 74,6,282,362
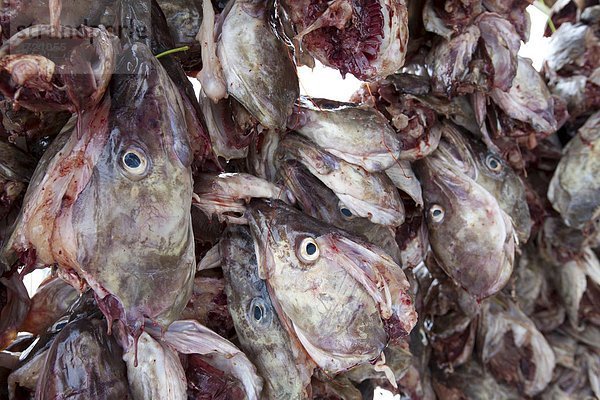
414,149,516,299
218,0,299,129
246,199,417,374
548,111,600,229
277,133,405,226
221,225,313,400
289,96,401,172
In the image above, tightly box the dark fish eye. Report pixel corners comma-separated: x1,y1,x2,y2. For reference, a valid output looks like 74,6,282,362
340,207,353,218
124,152,141,169
485,154,503,172
249,298,270,325
339,201,354,219
253,304,263,321
121,148,148,176
298,237,320,262
52,319,68,332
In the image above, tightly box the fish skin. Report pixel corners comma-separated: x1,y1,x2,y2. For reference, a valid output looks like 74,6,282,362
36,318,130,400
145,319,263,400
123,331,187,400
288,96,401,172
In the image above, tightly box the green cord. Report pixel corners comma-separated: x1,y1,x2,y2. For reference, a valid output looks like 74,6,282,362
547,15,557,33
533,0,557,33
155,46,190,59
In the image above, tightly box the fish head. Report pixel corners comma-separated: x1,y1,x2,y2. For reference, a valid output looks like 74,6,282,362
415,151,515,299
245,199,330,279
108,43,193,168
477,295,556,396
548,112,600,230
439,122,532,242
246,199,416,373
72,43,195,332
221,225,278,334
218,0,299,129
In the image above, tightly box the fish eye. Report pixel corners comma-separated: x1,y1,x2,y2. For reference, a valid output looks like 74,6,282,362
121,148,148,176
429,205,445,223
298,237,320,262
52,318,69,332
253,304,264,321
339,203,354,219
485,154,503,173
249,298,270,326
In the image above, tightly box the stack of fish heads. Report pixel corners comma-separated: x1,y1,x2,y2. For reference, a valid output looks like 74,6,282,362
0,0,598,399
